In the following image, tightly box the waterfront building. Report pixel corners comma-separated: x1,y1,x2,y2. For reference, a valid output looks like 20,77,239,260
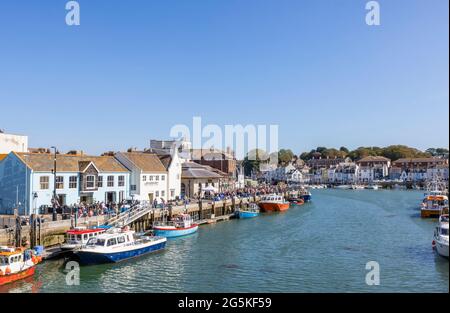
391,157,449,182
155,149,182,200
356,156,391,183
191,148,237,178
332,162,359,184
286,169,307,183
0,151,130,215
307,156,351,170
427,164,449,181
115,152,168,203
181,162,224,198
0,131,28,154
148,139,192,162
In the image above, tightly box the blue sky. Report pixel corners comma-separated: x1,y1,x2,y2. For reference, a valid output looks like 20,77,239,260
0,0,448,155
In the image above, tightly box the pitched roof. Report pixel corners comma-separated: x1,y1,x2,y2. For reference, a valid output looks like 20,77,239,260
356,156,391,163
14,152,129,173
0,154,7,162
119,152,167,173
157,154,172,170
393,157,447,164
190,149,234,160
181,162,224,179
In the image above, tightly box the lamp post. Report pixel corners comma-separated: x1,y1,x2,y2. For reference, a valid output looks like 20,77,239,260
51,146,57,221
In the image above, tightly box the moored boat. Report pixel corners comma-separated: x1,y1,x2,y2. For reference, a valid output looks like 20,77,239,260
0,247,42,286
153,214,199,238
235,203,260,219
258,194,290,212
421,194,448,218
75,228,167,265
61,227,107,251
433,212,449,258
287,197,305,205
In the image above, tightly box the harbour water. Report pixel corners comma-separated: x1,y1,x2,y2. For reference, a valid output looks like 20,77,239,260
1,189,448,293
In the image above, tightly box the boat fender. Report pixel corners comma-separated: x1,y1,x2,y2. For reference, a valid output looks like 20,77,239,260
432,240,436,249
5,266,11,275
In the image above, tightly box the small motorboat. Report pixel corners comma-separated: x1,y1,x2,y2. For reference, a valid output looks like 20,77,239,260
433,212,449,258
287,197,305,206
258,194,290,212
421,194,448,218
0,246,42,286
75,227,167,265
153,214,199,238
335,185,352,190
61,227,107,252
366,184,380,190
235,203,260,219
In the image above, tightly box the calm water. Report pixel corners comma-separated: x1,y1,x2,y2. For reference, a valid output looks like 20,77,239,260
1,190,448,293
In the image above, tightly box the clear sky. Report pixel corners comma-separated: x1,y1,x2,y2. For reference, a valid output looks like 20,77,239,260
0,0,448,155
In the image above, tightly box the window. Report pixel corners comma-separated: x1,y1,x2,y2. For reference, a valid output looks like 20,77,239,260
86,175,96,189
156,175,159,181
149,175,153,181
170,189,175,197
118,175,125,187
155,191,159,197
107,175,114,187
56,176,64,189
142,175,147,182
40,176,49,190
98,176,103,188
131,185,136,191
117,236,126,244
69,176,77,189
161,190,165,197
161,175,165,181
107,238,117,246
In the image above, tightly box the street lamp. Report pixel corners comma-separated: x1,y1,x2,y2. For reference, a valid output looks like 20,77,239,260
51,146,57,221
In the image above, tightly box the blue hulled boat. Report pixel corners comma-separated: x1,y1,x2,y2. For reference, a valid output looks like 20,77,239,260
235,203,260,219
75,228,167,265
153,214,199,238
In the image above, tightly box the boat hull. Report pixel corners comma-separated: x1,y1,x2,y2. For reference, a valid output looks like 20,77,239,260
76,241,166,265
236,211,260,219
421,209,441,218
0,266,35,286
258,202,290,212
153,225,198,238
435,240,449,258
300,194,312,202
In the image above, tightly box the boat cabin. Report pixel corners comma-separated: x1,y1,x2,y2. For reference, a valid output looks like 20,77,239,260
260,194,285,202
422,195,448,210
66,227,106,245
86,230,135,248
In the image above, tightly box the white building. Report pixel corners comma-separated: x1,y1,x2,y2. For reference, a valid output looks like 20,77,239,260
427,165,449,181
0,152,130,215
157,149,182,200
356,156,391,183
115,152,168,203
0,131,28,154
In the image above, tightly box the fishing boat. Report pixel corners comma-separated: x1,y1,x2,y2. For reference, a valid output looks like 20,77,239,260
235,203,260,219
153,214,199,238
287,197,305,205
0,247,42,286
61,227,107,251
433,211,449,258
258,194,290,212
421,194,448,218
75,228,167,265
299,189,312,202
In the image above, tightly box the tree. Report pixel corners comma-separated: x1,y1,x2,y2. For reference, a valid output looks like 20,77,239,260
339,146,349,154
242,149,269,176
278,149,294,165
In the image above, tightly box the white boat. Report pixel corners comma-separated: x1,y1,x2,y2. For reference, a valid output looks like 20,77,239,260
335,185,352,190
153,213,199,238
61,227,106,251
366,184,380,190
351,185,365,190
433,212,449,259
75,228,167,265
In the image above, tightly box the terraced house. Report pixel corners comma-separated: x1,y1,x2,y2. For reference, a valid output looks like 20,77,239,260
0,151,130,215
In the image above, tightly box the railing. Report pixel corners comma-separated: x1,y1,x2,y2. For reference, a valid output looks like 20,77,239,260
103,203,154,230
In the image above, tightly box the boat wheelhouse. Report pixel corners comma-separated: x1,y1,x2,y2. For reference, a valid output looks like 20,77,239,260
75,228,167,265
153,214,199,238
258,194,290,212
235,203,260,219
0,247,41,286
421,195,448,218
61,227,107,251
433,212,449,258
